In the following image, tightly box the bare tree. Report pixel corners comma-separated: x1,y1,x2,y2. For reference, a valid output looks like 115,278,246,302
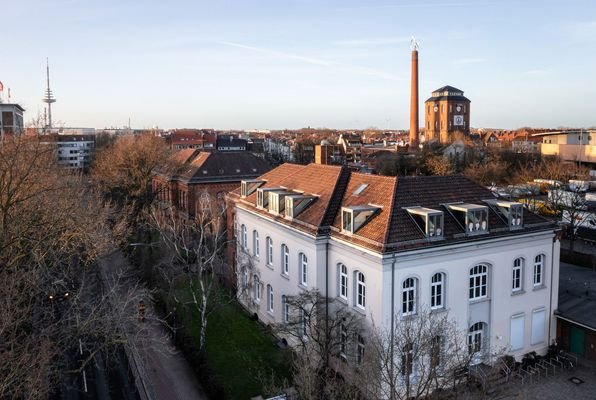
149,189,229,352
272,289,365,400
362,309,476,400
0,136,148,398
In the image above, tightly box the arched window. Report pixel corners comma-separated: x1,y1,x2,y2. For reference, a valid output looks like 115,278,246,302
241,224,247,249
356,272,366,309
281,244,289,275
469,265,488,300
253,275,260,302
266,237,273,266
338,263,348,300
430,273,444,309
299,253,308,286
533,255,544,286
267,285,273,313
512,258,524,292
402,277,417,316
252,230,260,257
468,322,485,355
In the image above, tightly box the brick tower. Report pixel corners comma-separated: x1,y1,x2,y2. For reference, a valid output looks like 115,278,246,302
424,86,471,144
409,38,419,149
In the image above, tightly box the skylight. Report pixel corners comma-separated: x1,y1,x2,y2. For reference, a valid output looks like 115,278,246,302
353,183,369,195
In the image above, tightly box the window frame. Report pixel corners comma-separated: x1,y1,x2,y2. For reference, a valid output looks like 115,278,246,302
469,264,488,301
282,244,289,275
533,254,544,287
252,230,260,257
512,258,524,292
402,277,417,316
266,236,273,266
253,275,261,302
356,271,366,309
339,263,348,300
299,253,308,286
241,224,247,249
267,284,273,313
430,273,444,310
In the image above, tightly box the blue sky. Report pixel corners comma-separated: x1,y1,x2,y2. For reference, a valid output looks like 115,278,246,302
2,0,596,130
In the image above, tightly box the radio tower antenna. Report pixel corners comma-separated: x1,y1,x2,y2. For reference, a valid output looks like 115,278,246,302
42,58,56,129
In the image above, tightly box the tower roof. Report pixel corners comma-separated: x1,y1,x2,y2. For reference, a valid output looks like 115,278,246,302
425,85,470,103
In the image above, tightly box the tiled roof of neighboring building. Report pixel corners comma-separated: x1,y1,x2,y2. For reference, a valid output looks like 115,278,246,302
231,164,555,253
179,151,271,183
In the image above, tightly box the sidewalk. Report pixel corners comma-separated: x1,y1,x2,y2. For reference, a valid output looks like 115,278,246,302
100,249,208,400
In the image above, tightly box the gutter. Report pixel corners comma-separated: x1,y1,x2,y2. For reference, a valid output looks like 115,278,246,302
390,253,397,399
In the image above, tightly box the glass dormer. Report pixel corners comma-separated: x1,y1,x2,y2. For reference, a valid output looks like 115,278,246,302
240,179,265,198
448,204,489,234
406,207,444,239
285,195,315,219
341,205,379,234
486,200,523,230
257,187,284,208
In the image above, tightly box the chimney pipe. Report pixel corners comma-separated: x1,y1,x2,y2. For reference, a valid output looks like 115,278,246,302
409,48,419,148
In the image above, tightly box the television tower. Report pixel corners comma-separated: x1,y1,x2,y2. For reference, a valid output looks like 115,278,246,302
409,37,419,149
42,58,56,128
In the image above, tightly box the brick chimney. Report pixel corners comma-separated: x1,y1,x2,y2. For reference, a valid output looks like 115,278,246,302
409,48,419,148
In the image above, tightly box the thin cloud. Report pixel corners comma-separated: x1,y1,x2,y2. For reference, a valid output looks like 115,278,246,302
333,37,411,46
453,58,486,66
217,40,403,81
560,20,596,43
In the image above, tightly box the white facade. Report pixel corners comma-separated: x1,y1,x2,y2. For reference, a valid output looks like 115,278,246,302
236,205,560,362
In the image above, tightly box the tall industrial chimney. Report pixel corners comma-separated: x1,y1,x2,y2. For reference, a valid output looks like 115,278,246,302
409,38,419,148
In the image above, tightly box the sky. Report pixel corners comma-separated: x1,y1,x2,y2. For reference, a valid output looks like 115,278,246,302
2,0,596,130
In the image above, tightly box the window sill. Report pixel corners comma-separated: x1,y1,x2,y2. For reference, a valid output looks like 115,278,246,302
468,297,489,305
511,289,525,296
353,305,366,316
337,297,348,305
532,284,546,291
266,310,275,319
266,263,274,271
298,283,309,291
280,273,290,281
430,306,448,314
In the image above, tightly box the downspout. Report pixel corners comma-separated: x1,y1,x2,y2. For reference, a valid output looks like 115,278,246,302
325,240,330,370
548,232,556,345
390,254,397,400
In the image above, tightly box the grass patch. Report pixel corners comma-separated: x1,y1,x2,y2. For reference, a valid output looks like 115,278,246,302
176,288,292,400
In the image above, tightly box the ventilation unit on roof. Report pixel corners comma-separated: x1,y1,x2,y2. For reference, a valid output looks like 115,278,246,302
240,179,265,198
285,194,316,219
447,203,489,235
341,205,379,234
406,207,444,239
485,199,523,230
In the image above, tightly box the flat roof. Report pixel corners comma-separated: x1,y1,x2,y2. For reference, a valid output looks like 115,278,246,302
557,263,596,331
532,130,596,137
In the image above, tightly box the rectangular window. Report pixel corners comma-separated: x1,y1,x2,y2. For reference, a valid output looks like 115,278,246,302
357,335,365,365
340,324,348,358
300,254,308,286
340,264,348,299
510,314,525,351
430,273,444,309
512,258,523,292
431,336,442,369
531,309,546,345
401,343,414,376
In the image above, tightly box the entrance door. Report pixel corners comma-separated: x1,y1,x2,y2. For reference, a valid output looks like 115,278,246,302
570,325,585,356
468,322,485,365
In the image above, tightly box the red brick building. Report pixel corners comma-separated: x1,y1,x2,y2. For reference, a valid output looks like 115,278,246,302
424,86,471,144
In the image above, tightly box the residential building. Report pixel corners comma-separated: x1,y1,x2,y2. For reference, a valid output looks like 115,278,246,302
40,131,96,169
230,164,560,369
535,130,596,166
169,129,213,150
0,103,25,141
153,150,271,220
424,86,471,144
216,134,247,151
337,133,363,162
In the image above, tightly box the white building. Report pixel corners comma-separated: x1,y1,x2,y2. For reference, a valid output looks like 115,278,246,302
40,131,96,169
229,163,560,367
536,130,596,165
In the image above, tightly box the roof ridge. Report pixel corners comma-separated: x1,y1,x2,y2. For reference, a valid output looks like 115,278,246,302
382,175,399,246
318,166,351,234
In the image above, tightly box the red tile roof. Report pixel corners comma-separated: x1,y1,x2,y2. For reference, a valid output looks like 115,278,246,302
230,164,555,253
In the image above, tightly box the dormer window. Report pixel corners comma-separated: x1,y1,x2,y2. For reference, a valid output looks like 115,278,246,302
406,207,444,239
241,179,265,198
285,195,315,219
257,187,283,208
448,204,489,234
341,205,379,234
269,191,290,215
485,200,523,230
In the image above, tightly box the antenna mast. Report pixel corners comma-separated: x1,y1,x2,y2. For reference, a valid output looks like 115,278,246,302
42,58,56,129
